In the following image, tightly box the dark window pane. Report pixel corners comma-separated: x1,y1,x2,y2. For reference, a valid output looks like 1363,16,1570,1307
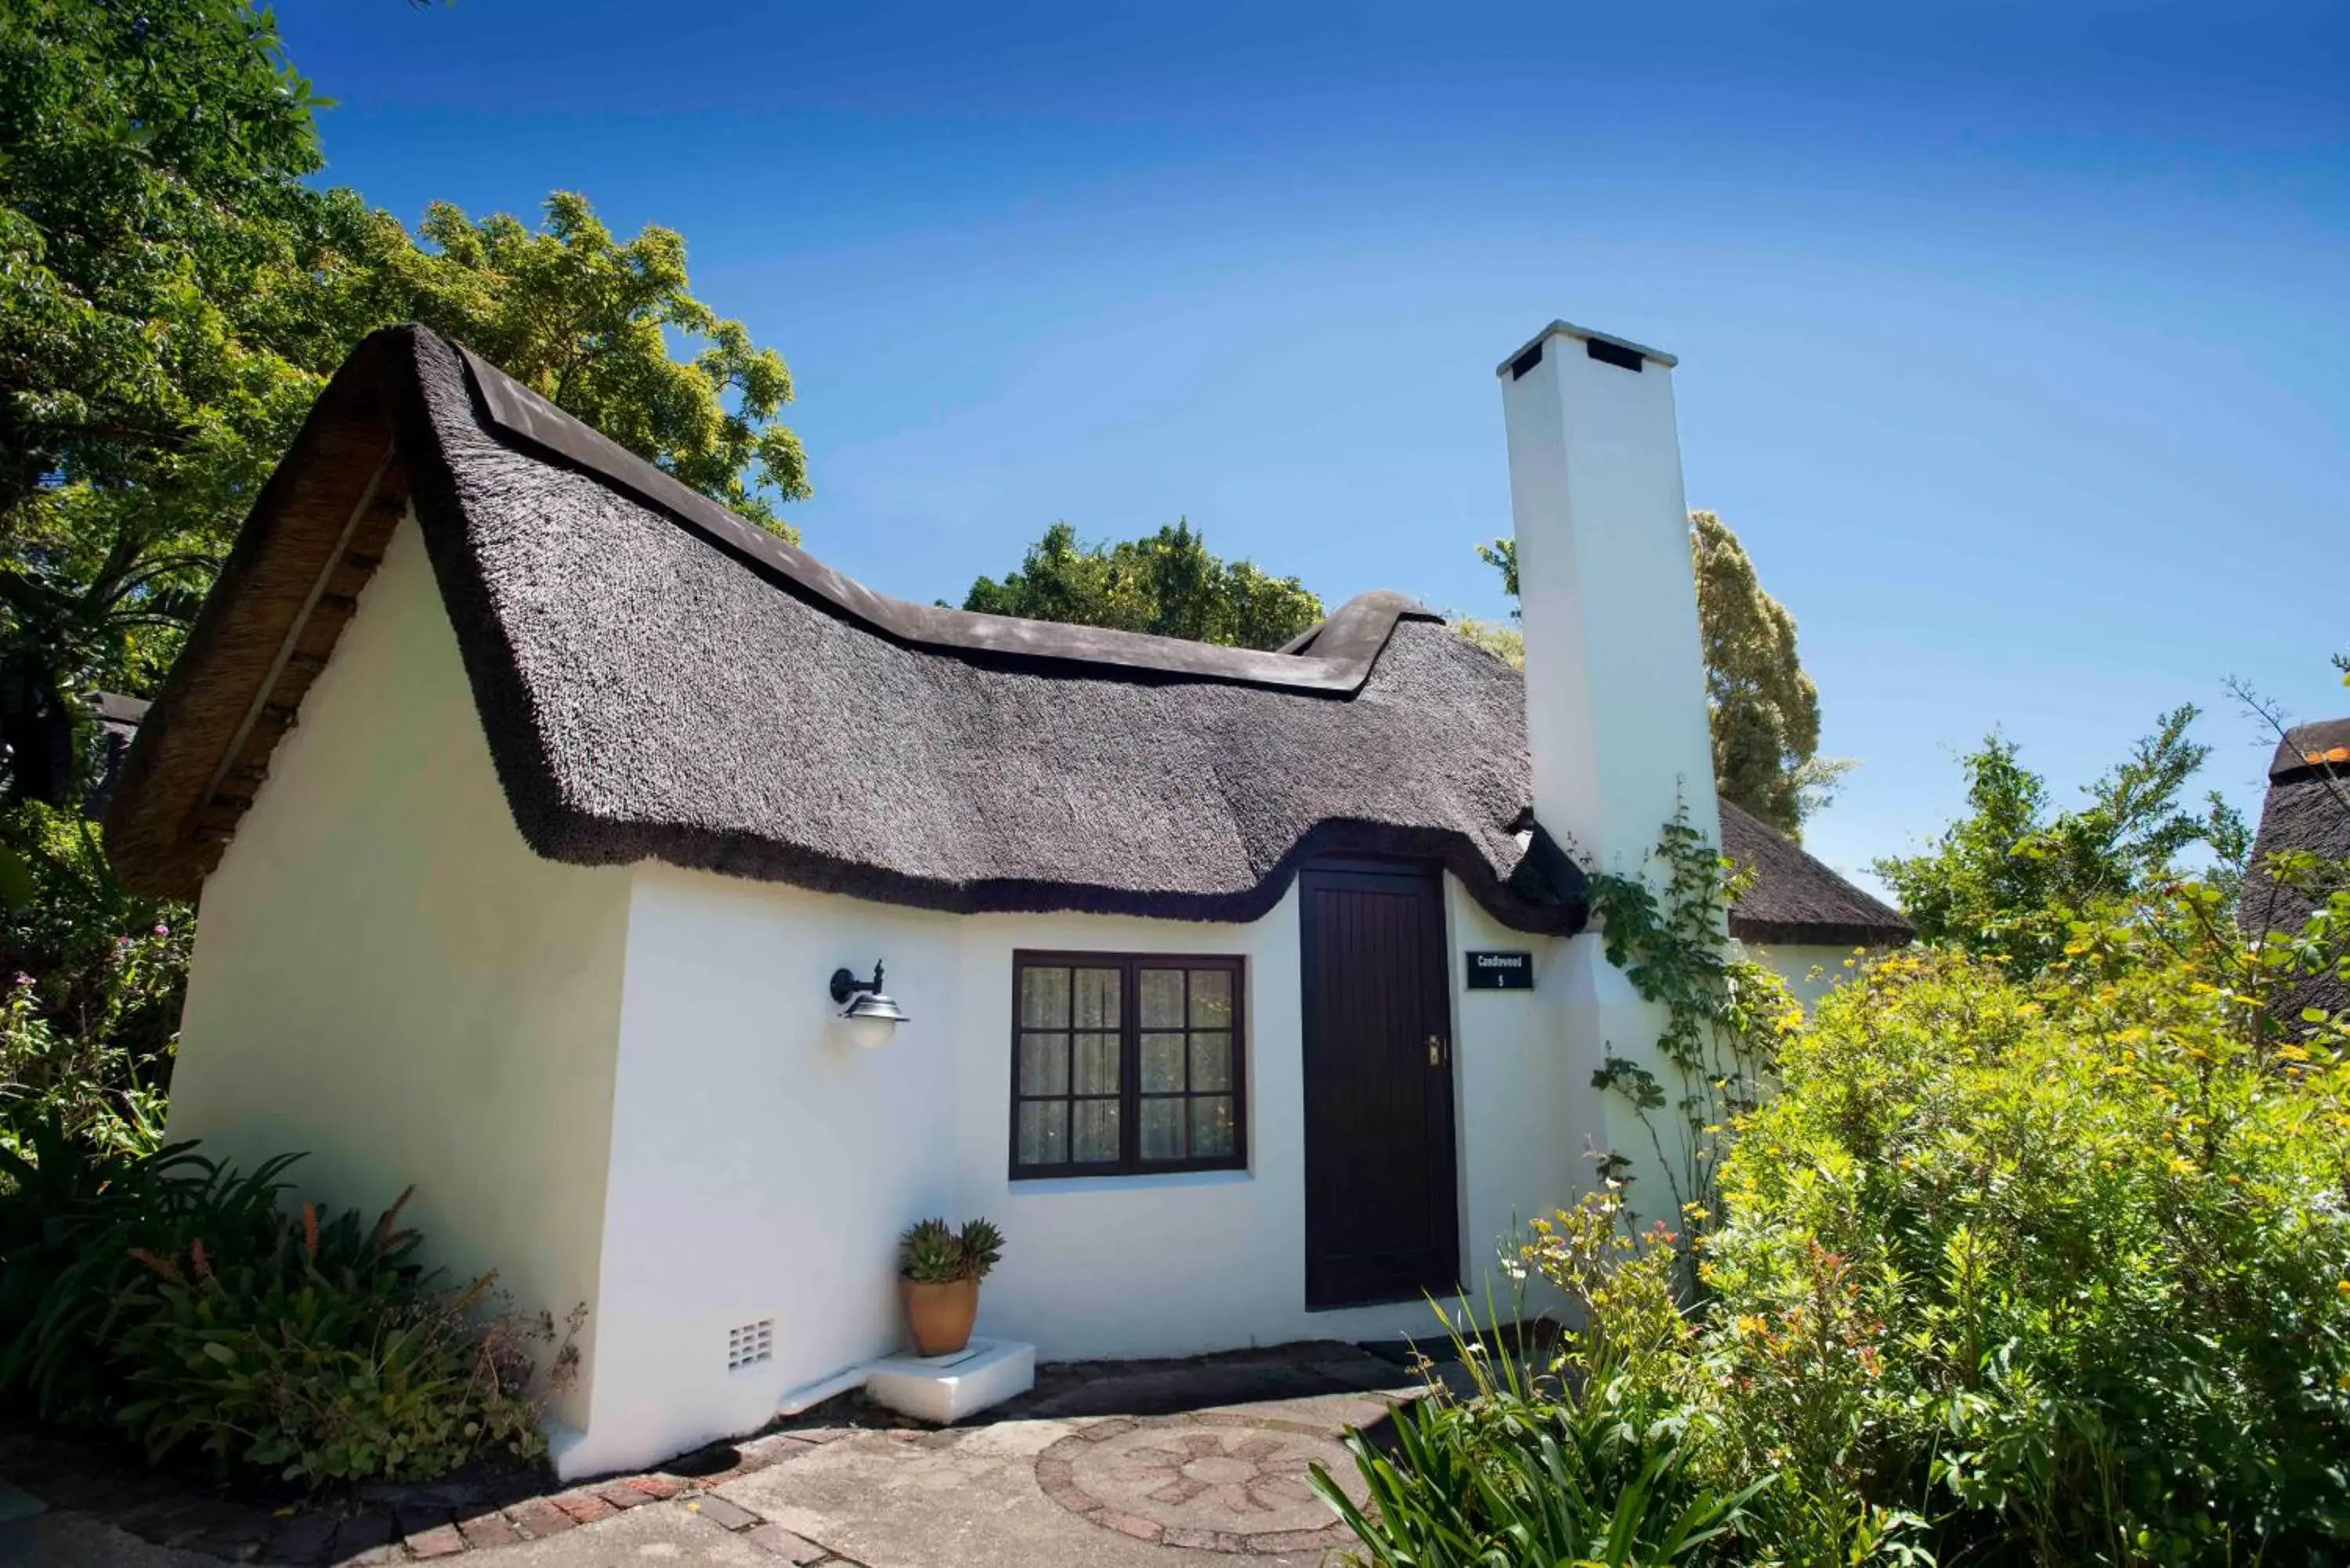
1020,966,1070,1028
1073,1032,1120,1095
1072,1100,1121,1163
1019,1033,1068,1096
1017,1100,1067,1167
1073,967,1123,1029
1141,1032,1185,1093
1188,1031,1232,1093
1190,1096,1236,1158
1190,968,1232,1029
1141,1098,1184,1160
1139,968,1184,1028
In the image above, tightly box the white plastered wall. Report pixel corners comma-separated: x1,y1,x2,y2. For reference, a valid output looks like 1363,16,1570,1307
565,863,1593,1477
168,513,631,1433
1745,942,1872,1010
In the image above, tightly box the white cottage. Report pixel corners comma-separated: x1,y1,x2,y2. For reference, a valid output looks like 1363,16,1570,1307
103,320,1907,1478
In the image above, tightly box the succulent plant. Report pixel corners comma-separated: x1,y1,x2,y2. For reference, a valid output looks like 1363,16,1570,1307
897,1216,1007,1283
898,1218,964,1284
957,1218,1005,1282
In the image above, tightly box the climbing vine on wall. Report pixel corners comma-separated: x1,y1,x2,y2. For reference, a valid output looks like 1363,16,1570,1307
1581,802,1799,1268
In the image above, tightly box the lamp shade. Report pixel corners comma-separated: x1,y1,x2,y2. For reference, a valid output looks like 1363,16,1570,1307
842,988,909,1049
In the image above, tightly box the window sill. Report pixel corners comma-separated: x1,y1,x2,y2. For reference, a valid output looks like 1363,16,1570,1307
1004,1169,1253,1195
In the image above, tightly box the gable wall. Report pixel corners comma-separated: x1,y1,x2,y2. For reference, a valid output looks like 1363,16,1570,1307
168,513,632,1433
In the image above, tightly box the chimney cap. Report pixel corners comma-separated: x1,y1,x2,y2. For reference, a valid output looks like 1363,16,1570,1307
1495,320,1678,378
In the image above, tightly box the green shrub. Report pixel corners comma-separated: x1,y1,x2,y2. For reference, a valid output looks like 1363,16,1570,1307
0,800,190,1159
1705,920,2350,1564
0,1119,292,1425
0,1129,575,1485
1318,874,2350,1567
115,1187,567,1484
1312,1260,1759,1567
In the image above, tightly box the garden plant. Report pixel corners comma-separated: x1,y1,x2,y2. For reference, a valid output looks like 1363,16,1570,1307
1319,736,2350,1567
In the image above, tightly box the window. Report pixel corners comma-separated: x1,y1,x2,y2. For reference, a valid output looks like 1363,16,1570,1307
1010,952,1246,1177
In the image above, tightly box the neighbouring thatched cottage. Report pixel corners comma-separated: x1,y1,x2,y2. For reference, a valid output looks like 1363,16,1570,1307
103,320,1907,1477
2242,718,2350,1023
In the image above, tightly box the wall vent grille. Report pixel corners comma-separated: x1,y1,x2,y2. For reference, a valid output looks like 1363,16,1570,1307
727,1319,775,1371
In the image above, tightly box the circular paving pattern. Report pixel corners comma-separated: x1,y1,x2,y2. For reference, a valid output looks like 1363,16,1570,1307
1035,1412,1368,1555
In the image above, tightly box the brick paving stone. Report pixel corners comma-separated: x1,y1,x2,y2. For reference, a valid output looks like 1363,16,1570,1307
262,1512,340,1566
327,1512,396,1566
1162,1526,1224,1550
396,1503,455,1539
594,1481,655,1510
504,1497,577,1538
623,1473,686,1500
405,1523,468,1559
551,1490,619,1524
745,1523,827,1562
113,1493,208,1539
454,1509,525,1549
688,1494,762,1531
1107,1512,1164,1541
191,1508,279,1561
157,1499,264,1548
1249,1527,1346,1555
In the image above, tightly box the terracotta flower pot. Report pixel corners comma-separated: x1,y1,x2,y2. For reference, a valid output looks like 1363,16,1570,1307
900,1277,979,1357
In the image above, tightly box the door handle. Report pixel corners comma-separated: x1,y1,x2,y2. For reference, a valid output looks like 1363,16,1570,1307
1427,1035,1447,1068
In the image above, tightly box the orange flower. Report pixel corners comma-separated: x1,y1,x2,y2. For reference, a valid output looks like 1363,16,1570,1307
127,1247,183,1284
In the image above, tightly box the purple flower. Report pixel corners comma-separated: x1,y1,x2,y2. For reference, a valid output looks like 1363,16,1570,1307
152,924,168,938
12,973,31,988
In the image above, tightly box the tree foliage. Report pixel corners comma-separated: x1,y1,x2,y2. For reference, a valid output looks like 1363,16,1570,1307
311,193,810,537
960,519,1323,651
1873,706,2251,977
1690,512,1837,836
1476,515,1844,836
0,0,808,806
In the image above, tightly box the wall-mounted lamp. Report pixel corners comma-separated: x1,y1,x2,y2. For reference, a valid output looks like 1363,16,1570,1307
830,960,909,1049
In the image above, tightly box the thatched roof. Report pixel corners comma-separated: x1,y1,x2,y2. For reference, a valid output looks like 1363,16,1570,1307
103,323,1906,946
1718,800,1911,948
2241,718,2350,1022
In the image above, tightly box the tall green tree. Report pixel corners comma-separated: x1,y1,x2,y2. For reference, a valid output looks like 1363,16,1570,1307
1690,511,1831,836
0,1,808,804
1871,706,2250,977
0,0,331,802
960,520,1323,651
1475,514,1843,836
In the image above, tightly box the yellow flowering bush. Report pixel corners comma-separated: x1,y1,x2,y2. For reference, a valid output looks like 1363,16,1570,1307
1702,901,2350,1564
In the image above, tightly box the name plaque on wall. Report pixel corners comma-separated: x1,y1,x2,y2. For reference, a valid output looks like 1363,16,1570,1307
1463,951,1534,991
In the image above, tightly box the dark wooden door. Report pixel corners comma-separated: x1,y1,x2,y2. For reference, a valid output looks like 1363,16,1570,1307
1300,860,1459,1309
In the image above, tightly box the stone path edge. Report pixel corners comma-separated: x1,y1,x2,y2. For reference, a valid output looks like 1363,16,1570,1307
0,1418,870,1565
0,1339,1420,1564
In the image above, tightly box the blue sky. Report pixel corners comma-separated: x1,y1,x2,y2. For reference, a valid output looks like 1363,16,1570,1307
277,0,2348,887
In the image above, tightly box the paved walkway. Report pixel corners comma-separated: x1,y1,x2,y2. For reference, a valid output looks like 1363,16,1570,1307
0,1343,1431,1567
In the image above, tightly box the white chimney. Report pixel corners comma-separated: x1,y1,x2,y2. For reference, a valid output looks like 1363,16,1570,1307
1498,322,1717,880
